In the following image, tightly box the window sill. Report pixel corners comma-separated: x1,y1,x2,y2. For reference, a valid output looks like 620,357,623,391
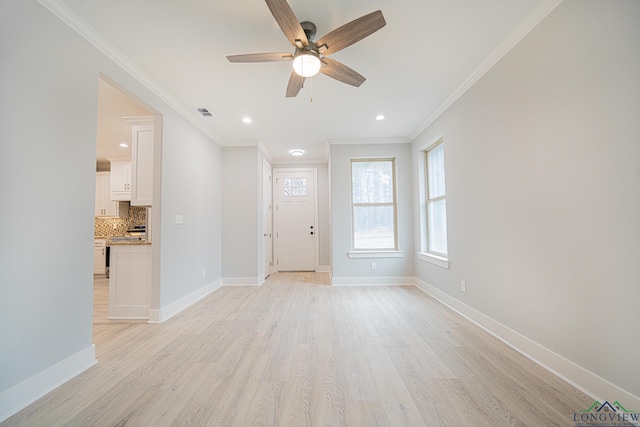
348,251,404,259
418,252,450,269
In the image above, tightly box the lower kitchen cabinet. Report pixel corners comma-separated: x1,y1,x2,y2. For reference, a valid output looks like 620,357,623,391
108,244,151,320
93,239,106,274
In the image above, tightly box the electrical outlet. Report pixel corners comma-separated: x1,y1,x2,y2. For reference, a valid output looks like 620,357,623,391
461,280,467,293
371,262,376,270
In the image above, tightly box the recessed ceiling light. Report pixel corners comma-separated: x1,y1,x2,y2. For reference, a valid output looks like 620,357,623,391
376,114,385,121
242,117,252,124
289,149,305,156
119,143,128,148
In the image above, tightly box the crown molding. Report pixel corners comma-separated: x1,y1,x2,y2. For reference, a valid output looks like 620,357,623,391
327,138,410,146
408,0,564,141
38,0,224,146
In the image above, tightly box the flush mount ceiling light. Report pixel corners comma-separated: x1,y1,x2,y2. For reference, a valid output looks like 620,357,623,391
289,149,305,156
119,143,129,148
292,51,321,78
242,117,252,124
376,114,385,121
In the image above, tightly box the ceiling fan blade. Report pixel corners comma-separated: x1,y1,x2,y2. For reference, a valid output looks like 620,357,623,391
320,57,366,87
226,52,293,63
286,71,305,97
265,0,309,47
316,10,386,56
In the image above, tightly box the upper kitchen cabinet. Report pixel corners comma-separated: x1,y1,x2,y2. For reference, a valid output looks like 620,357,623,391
110,161,131,201
96,172,128,218
124,116,154,207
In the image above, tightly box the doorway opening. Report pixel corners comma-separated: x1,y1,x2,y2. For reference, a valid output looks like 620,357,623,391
93,76,160,325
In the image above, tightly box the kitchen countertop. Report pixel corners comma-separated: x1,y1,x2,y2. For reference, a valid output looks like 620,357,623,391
108,240,152,246
95,236,151,246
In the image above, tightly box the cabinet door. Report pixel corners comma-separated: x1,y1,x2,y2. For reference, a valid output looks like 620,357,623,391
95,173,105,216
110,161,131,201
96,172,127,218
93,246,106,274
95,172,114,216
131,124,154,206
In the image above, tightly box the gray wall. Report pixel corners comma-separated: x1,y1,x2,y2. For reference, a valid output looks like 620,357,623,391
1,0,223,401
159,112,222,305
221,146,259,279
330,143,414,281
412,0,640,397
1,0,98,394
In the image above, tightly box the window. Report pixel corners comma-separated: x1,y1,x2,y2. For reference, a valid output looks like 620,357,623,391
425,142,448,255
351,158,397,250
283,178,308,196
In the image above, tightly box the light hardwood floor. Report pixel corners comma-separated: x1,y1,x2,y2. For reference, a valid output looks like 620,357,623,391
4,272,592,426
93,275,109,324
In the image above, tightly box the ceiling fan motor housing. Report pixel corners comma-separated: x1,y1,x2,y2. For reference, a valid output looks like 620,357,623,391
300,21,317,41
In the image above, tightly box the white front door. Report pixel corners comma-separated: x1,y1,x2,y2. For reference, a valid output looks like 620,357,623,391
263,161,273,277
274,169,317,271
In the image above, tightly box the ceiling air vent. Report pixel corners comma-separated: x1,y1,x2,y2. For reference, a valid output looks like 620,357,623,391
196,108,213,117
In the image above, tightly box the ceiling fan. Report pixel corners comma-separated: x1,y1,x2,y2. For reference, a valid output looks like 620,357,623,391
226,0,386,97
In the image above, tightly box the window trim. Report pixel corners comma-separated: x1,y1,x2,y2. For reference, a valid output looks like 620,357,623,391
425,140,448,257
418,136,449,266
417,251,449,269
350,157,398,251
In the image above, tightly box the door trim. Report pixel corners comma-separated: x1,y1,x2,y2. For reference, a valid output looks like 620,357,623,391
273,167,319,272
262,160,273,278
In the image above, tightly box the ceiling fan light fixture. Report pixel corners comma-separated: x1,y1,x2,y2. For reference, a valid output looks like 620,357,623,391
292,52,321,77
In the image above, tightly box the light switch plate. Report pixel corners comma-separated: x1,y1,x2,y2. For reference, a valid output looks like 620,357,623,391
175,215,183,225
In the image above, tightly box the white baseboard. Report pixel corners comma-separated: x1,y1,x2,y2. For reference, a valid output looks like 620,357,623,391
316,265,331,273
222,276,262,286
0,345,97,423
413,277,640,411
331,276,415,286
148,279,223,323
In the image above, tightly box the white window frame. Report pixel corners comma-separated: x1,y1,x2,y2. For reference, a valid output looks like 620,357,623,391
350,158,398,252
418,137,450,268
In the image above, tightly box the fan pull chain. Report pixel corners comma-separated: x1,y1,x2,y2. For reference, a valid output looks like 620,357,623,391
310,77,313,103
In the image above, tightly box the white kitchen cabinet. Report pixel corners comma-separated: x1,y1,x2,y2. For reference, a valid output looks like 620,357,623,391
124,116,154,207
93,239,106,274
95,172,128,218
108,244,151,320
110,161,131,201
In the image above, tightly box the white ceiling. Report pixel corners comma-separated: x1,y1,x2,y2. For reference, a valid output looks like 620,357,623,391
96,78,153,165
65,0,550,162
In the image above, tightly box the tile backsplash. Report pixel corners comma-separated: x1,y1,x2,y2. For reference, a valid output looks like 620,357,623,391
95,206,146,237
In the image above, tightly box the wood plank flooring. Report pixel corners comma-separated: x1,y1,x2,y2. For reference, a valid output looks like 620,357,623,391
3,272,593,426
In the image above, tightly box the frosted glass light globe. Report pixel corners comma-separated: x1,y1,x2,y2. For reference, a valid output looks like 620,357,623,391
292,53,321,77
